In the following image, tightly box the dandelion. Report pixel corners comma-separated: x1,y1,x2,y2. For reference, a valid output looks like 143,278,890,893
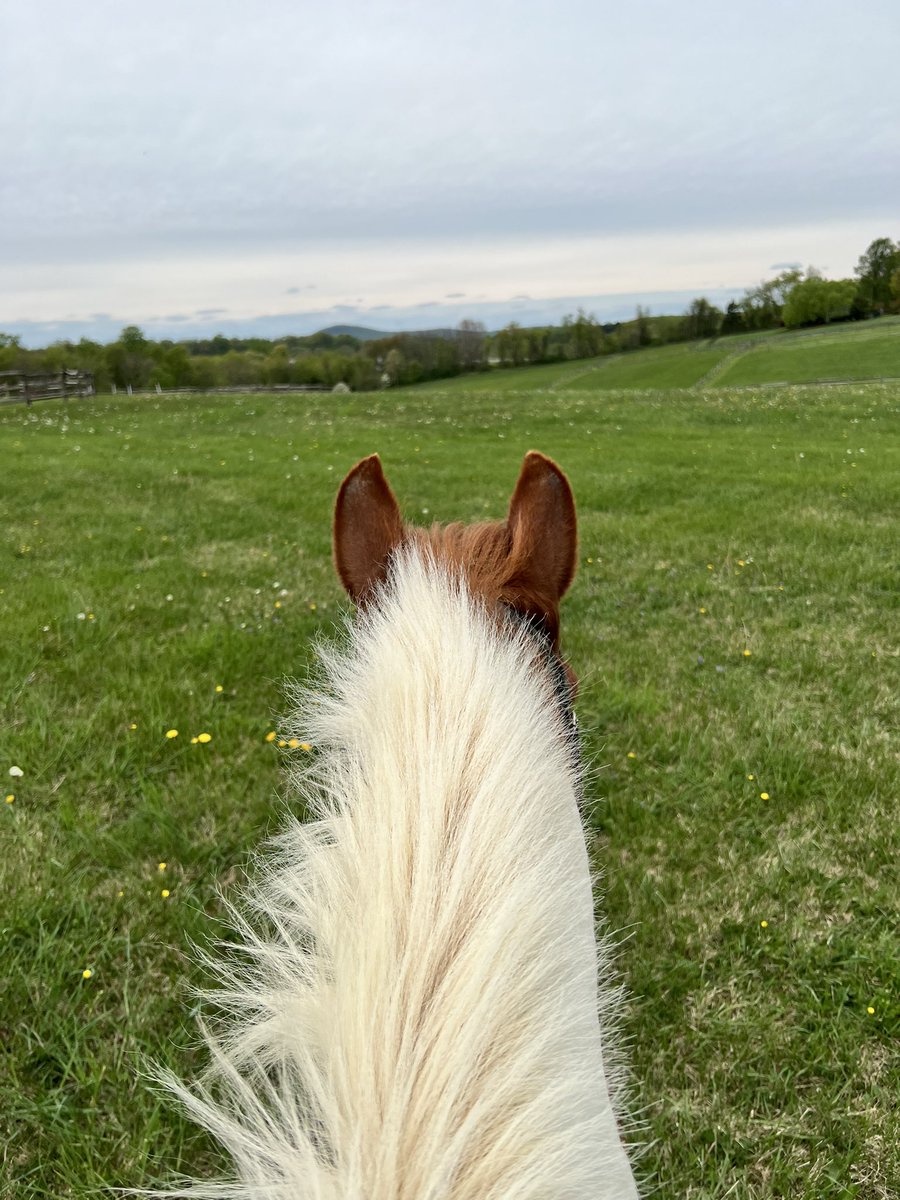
626,751,637,760
88,612,95,620
743,649,752,658
117,889,124,898
82,968,93,980
288,738,300,749
129,722,137,730
738,560,746,567
760,792,770,801
699,607,707,614
706,563,714,571
8,766,23,778
5,794,13,804
158,862,167,872
309,602,317,611
278,740,287,748
274,601,282,609
760,920,768,929
867,1005,875,1015
197,732,212,744
299,743,312,752
190,737,198,744
165,729,178,739
747,773,755,781
215,684,224,693
161,889,171,899
265,731,277,743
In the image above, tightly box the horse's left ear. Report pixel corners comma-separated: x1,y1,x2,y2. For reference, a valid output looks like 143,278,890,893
506,451,578,602
334,455,405,603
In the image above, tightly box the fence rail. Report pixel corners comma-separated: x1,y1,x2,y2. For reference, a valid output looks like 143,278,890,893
0,368,95,405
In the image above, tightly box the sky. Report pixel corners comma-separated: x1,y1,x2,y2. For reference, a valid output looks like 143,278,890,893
2,0,898,346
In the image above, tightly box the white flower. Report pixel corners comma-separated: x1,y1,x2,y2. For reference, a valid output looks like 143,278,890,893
9,766,23,778
76,612,86,620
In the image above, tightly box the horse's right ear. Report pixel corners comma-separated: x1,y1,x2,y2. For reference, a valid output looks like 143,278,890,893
334,455,404,603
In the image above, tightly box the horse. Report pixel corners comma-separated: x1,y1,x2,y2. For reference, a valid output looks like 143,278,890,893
158,451,639,1199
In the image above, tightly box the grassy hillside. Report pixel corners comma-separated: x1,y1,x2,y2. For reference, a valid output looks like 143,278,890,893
425,315,900,393
2,383,898,1198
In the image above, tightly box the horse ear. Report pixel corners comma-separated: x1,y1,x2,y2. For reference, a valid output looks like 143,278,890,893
506,451,578,602
334,455,404,602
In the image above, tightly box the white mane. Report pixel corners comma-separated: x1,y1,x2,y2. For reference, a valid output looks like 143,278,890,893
157,546,638,1199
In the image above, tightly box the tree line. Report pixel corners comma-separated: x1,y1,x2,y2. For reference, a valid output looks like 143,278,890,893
2,237,897,391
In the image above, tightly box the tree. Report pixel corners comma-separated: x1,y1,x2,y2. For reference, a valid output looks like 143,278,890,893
496,322,527,366
106,326,153,388
854,237,900,314
383,348,405,386
890,266,900,313
457,319,487,370
681,297,723,340
782,276,857,327
739,268,802,330
720,301,745,336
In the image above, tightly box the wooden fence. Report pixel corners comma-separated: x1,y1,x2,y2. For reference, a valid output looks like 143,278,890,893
0,368,95,405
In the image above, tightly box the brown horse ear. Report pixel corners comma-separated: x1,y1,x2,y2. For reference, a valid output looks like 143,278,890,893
506,451,578,603
334,455,404,602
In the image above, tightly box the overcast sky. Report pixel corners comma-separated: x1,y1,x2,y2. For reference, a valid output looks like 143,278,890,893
2,0,898,345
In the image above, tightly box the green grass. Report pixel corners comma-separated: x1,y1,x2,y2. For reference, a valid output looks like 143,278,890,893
562,341,734,389
421,315,900,394
2,384,898,1198
717,325,900,386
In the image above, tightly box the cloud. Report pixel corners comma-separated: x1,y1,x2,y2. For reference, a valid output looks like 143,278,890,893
769,262,803,271
2,1,896,333
194,307,228,317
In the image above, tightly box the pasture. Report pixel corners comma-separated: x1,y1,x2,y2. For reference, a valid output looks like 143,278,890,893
2,380,898,1197
425,314,900,394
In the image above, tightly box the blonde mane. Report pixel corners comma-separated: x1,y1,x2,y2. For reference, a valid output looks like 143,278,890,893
153,458,639,1199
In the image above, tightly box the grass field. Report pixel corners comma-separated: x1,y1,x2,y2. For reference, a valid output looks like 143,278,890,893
426,315,900,394
2,381,898,1198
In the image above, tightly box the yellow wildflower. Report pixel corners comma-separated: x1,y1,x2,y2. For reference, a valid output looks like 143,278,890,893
215,684,224,693
197,732,212,744
158,862,166,872
165,729,178,739
265,731,277,743
5,794,13,804
161,889,170,899
760,920,768,929
82,968,93,979
760,792,770,801
288,738,300,749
